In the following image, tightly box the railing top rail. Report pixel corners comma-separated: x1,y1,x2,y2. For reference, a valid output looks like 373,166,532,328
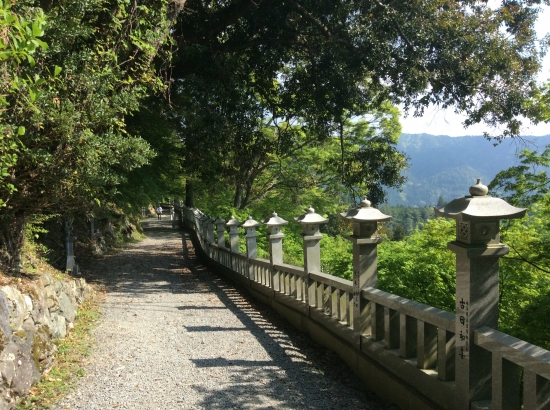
474,326,550,379
273,263,307,277
310,271,353,293
232,252,247,259
250,258,271,268
362,287,455,331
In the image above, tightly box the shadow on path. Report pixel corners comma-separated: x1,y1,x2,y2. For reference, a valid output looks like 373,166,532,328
75,219,389,410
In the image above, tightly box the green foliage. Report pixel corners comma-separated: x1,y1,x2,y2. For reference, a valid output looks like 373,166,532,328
378,218,456,310
320,235,353,280
0,1,48,207
0,0,182,266
175,0,545,142
490,146,550,207
497,201,550,349
379,204,436,239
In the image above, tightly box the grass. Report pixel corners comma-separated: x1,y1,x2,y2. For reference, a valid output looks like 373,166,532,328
17,295,103,409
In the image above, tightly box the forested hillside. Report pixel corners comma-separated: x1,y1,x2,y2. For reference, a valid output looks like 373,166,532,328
387,134,550,206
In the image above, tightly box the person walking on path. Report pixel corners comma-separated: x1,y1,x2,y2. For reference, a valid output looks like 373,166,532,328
169,205,175,220
155,205,163,220
54,223,387,410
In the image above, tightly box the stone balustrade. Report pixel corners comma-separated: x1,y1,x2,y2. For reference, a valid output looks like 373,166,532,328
177,181,550,410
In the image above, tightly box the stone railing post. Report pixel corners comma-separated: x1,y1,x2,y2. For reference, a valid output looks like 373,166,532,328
340,197,391,345
435,179,526,409
242,216,261,280
205,216,214,258
295,206,328,307
214,216,226,248
226,215,241,271
263,212,288,292
199,214,209,249
193,209,201,232
206,217,215,245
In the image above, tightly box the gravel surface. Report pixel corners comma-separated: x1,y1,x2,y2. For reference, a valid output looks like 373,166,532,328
55,219,388,410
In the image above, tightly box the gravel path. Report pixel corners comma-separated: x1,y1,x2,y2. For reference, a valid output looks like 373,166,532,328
55,219,388,410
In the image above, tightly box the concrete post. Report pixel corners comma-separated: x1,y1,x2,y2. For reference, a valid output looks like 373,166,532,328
435,179,526,409
227,216,241,253
226,216,241,271
214,216,226,248
295,206,328,307
340,197,391,345
242,216,261,280
198,214,209,250
206,217,214,245
263,212,288,292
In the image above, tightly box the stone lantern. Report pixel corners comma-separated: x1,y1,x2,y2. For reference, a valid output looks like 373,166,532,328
263,212,288,291
213,216,226,248
226,215,241,254
241,216,261,280
434,178,526,408
340,197,391,343
295,206,328,305
241,216,261,259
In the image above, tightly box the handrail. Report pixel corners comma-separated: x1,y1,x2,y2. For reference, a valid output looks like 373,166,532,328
273,263,306,277
475,326,550,379
310,271,353,293
181,205,550,410
362,287,455,331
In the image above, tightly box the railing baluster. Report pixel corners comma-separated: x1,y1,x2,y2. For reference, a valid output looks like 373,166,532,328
492,354,521,410
524,371,550,410
334,287,341,320
385,307,399,349
307,276,314,307
286,271,291,294
371,302,384,341
296,275,303,300
417,321,437,369
346,292,352,327
400,314,417,359
324,284,331,315
438,328,455,381
317,280,323,309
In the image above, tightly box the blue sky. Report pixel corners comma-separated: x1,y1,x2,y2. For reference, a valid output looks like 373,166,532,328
400,4,550,137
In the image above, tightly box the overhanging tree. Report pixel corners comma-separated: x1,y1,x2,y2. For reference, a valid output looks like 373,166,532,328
171,0,548,208
0,0,185,267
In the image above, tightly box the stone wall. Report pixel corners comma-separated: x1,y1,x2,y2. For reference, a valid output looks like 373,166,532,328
0,273,93,409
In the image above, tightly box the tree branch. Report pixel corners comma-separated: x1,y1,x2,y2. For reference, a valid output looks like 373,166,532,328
504,242,550,274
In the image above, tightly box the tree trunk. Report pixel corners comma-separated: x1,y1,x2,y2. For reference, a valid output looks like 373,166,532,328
185,179,194,207
0,215,26,269
233,184,243,209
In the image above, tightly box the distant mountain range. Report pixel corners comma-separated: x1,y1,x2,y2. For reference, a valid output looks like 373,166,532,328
386,133,550,207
